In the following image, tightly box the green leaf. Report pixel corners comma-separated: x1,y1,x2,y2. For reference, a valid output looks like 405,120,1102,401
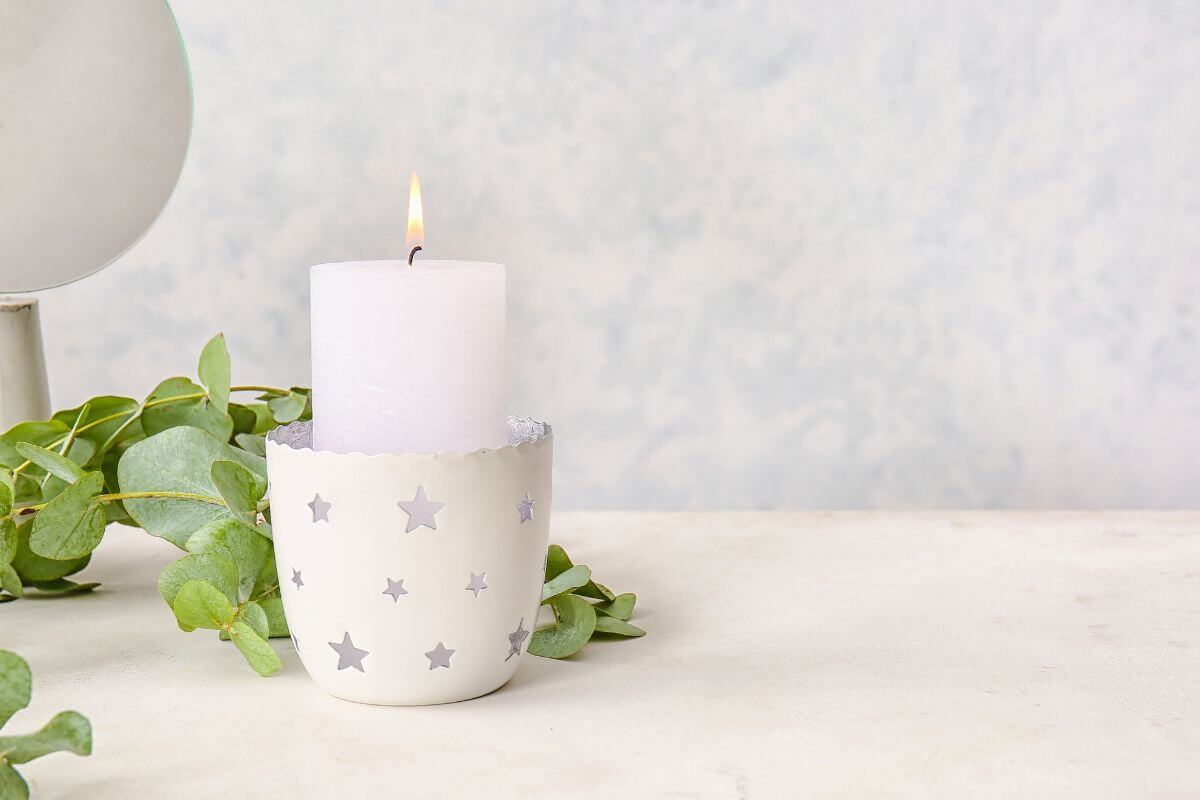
197,334,232,415
0,710,92,764
172,579,235,631
185,519,269,602
236,600,269,639
25,578,100,597
0,468,13,517
541,564,591,603
209,460,264,526
245,403,276,434
233,433,266,457
52,396,139,452
592,616,646,637
15,442,85,484
0,763,28,800
10,518,91,583
141,377,233,442
258,597,290,638
0,650,32,727
0,564,22,598
544,544,613,600
529,594,597,658
118,426,266,547
38,439,96,502
158,553,239,611
267,391,307,424
593,592,636,621
28,472,106,561
228,620,282,676
251,547,279,597
0,421,69,470
0,519,16,565
545,543,573,581
228,403,257,436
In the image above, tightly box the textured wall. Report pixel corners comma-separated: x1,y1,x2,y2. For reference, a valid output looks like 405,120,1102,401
35,1,1200,509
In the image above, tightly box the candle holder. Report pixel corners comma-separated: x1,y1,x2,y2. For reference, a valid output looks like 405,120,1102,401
265,416,552,706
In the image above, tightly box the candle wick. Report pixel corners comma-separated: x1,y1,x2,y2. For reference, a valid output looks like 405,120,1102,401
408,245,422,266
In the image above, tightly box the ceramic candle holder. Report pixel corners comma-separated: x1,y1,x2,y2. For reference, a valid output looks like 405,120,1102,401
265,417,552,706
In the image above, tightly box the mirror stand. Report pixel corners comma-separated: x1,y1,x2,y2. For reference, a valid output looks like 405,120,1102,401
0,297,51,430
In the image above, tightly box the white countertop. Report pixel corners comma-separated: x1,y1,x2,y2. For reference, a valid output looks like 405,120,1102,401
10,512,1200,798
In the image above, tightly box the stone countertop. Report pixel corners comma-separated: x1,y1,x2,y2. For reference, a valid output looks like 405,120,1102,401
10,512,1200,798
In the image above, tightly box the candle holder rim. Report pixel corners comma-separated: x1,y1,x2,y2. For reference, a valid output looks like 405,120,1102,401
265,416,551,461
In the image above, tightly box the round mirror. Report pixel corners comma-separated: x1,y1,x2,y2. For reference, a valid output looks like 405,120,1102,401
0,0,192,293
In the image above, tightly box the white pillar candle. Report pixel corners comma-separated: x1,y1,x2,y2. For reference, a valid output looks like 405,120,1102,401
310,260,506,455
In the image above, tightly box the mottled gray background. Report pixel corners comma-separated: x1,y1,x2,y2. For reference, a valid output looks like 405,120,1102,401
33,1,1200,509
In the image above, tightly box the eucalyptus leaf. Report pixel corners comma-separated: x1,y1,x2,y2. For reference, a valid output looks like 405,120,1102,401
258,596,290,638
25,578,100,597
237,600,270,640
10,518,91,583
209,460,265,526
0,468,14,517
0,762,28,800
15,442,85,484
0,421,69,470
197,334,231,414
185,518,269,602
267,391,307,424
228,403,258,436
141,377,233,441
233,433,266,457
228,620,282,676
38,439,97,502
172,579,236,631
28,472,106,561
0,710,92,764
541,564,591,602
118,426,266,547
252,548,279,598
0,650,32,728
544,544,613,600
158,552,239,610
593,592,636,621
0,564,23,598
529,594,597,659
592,616,646,637
0,519,16,564
576,579,616,602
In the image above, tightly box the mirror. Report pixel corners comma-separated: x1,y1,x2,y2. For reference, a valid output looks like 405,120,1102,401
0,0,192,292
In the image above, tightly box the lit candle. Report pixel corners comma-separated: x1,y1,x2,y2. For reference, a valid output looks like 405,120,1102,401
310,173,506,455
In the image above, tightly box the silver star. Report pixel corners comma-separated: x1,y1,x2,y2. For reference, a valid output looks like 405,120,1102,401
383,577,408,602
328,632,369,672
308,493,331,523
291,634,300,651
397,486,444,532
465,572,488,598
517,492,535,523
291,568,304,590
506,618,529,661
425,641,455,670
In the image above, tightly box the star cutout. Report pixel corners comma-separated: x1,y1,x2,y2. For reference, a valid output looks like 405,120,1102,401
329,632,369,672
383,577,408,602
425,642,455,670
517,492,535,523
291,568,304,590
465,572,488,598
506,618,529,661
308,493,331,523
397,486,444,532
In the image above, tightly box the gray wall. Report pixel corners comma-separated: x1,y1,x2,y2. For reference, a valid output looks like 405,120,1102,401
36,1,1200,509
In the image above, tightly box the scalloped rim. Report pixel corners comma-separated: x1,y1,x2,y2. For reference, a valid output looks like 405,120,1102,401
266,416,553,462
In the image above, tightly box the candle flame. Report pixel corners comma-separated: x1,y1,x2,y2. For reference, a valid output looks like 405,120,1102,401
406,171,424,248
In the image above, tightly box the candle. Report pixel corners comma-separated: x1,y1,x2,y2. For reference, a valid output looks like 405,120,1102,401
310,174,506,455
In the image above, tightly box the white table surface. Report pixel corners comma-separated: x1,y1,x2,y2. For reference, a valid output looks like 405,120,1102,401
9,511,1200,798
